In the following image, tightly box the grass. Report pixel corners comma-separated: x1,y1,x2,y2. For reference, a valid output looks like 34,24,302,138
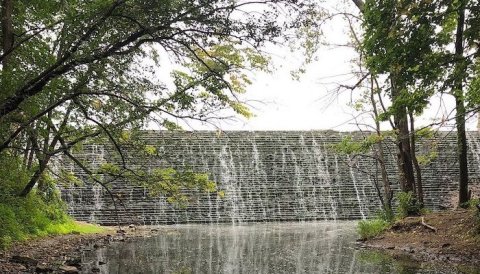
0,155,108,250
0,192,107,249
357,218,390,240
44,220,107,235
357,192,421,240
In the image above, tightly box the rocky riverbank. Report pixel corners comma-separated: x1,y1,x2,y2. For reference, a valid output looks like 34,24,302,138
0,224,157,273
360,209,480,268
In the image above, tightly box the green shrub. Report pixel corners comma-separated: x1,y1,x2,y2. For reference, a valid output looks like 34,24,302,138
0,155,105,249
0,192,105,249
375,208,395,222
465,198,480,209
396,191,420,218
357,218,390,240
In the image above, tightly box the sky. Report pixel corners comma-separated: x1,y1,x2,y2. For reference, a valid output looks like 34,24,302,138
155,1,479,132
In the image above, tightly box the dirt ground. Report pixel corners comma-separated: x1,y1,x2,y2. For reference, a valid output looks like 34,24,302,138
362,208,480,267
0,225,156,273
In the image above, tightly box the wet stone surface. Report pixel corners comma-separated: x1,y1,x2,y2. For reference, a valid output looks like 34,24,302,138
60,131,480,225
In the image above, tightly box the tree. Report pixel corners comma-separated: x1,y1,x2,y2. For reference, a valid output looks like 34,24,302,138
0,0,321,197
343,0,432,209
452,0,469,206
327,12,394,214
361,0,446,199
359,0,480,208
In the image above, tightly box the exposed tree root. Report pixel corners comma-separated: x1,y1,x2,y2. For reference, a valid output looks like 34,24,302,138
421,217,437,232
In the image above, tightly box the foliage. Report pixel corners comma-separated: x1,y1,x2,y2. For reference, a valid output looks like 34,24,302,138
0,187,98,249
361,0,480,205
375,208,395,223
95,143,221,208
0,193,105,249
396,191,420,218
357,208,394,240
414,128,438,166
143,168,217,207
357,218,390,240
0,0,323,200
333,134,385,155
363,0,449,95
0,155,105,249
462,198,480,210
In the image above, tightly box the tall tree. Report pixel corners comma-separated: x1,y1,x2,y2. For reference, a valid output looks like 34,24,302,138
360,0,480,208
352,0,435,196
1,0,13,67
0,0,321,196
453,0,469,206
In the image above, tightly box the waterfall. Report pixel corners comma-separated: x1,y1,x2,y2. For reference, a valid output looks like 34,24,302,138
89,145,105,222
311,136,338,220
347,156,366,220
467,132,480,172
219,145,243,223
59,131,476,225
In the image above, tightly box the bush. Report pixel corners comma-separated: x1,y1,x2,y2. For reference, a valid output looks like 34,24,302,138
396,191,420,218
357,218,390,240
465,198,480,209
0,192,105,249
376,208,395,222
0,155,105,249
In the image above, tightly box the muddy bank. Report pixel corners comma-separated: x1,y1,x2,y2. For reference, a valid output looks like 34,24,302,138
361,209,480,267
0,224,158,273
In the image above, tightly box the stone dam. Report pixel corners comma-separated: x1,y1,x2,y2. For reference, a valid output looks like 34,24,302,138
60,131,480,225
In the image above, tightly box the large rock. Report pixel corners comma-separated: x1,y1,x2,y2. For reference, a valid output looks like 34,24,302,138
10,255,38,266
59,265,79,273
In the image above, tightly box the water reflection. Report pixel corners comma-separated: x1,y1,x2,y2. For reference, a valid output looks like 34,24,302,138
81,222,450,274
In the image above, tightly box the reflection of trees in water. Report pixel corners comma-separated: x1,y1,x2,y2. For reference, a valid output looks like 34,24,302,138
82,222,420,274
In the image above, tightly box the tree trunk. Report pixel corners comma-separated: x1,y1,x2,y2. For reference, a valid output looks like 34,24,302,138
454,0,469,206
22,132,31,167
351,0,364,12
409,111,424,206
396,116,416,193
20,161,48,197
391,78,416,193
20,105,73,196
352,0,416,196
1,0,13,67
456,98,469,206
371,76,392,212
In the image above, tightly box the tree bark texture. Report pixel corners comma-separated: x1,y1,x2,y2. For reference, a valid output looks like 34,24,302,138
391,77,416,193
409,111,424,206
454,0,469,206
371,77,392,211
1,0,13,67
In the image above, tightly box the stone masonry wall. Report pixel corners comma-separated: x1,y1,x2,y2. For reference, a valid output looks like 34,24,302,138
60,131,480,225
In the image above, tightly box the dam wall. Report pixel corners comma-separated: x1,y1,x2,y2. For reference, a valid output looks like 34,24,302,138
60,131,480,225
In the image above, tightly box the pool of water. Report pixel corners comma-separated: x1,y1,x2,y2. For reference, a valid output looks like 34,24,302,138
81,221,464,274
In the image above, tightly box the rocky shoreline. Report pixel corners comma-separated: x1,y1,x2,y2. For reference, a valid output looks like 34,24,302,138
2,211,479,273
359,209,480,269
0,225,158,274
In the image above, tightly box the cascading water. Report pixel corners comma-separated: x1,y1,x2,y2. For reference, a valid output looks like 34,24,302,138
311,136,338,220
60,131,480,225
219,145,243,224
89,145,105,222
467,132,480,173
347,156,366,220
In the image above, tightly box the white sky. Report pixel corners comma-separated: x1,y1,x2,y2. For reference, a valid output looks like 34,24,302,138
154,1,479,132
